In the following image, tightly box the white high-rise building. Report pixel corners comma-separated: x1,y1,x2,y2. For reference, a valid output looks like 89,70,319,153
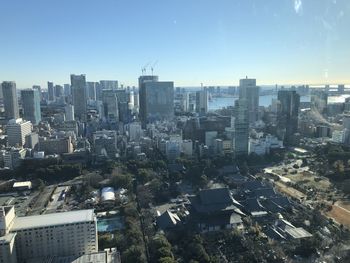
65,104,75,121
128,122,143,142
6,119,32,147
0,206,98,263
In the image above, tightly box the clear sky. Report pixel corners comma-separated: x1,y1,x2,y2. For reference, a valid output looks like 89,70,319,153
1,0,349,88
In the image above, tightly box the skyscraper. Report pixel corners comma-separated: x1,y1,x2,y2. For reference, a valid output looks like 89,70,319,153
238,77,259,124
102,90,119,123
21,89,41,125
1,81,19,120
138,75,174,126
54,85,63,98
86,82,97,101
277,90,300,144
100,80,118,91
234,99,249,156
196,87,208,114
71,74,87,121
64,84,71,96
47,81,55,101
139,75,159,126
115,89,130,122
311,90,328,114
32,85,42,100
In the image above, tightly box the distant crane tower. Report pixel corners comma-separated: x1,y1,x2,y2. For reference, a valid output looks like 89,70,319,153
151,60,158,76
141,62,151,76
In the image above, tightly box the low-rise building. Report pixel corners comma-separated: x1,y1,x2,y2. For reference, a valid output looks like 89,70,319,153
3,148,26,170
189,187,244,232
39,136,73,155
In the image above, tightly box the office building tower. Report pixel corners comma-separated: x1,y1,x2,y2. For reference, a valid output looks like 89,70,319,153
139,75,174,126
71,74,87,121
54,85,63,98
65,104,75,121
0,205,98,263
196,87,208,114
277,90,300,144
21,89,41,125
95,82,102,100
311,90,328,114
234,99,249,156
102,90,119,123
238,77,259,124
128,91,135,109
1,81,19,120
338,84,345,93
100,80,118,91
325,84,330,93
138,75,158,122
47,81,55,101
32,85,42,100
25,132,39,150
6,118,32,147
115,89,129,122
64,84,71,96
86,82,97,101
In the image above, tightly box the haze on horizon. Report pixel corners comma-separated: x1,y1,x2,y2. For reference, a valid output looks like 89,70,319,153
1,0,349,89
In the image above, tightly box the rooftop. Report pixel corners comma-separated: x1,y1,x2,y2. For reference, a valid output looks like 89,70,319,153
0,233,16,245
11,209,95,231
284,226,313,239
13,181,32,188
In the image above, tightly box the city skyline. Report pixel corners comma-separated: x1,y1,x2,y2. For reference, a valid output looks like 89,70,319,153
1,0,350,88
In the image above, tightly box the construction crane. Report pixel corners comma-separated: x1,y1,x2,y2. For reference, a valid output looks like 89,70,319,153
141,62,151,75
151,60,158,76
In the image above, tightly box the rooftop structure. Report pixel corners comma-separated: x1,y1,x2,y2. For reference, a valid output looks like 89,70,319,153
100,187,116,203
11,209,95,231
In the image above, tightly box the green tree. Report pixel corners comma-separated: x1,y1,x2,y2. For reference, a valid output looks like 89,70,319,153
158,257,177,263
122,245,147,263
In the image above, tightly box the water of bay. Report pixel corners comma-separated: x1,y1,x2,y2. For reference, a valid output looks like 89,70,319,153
208,94,350,111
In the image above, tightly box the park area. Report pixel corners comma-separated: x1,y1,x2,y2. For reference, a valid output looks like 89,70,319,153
326,201,350,228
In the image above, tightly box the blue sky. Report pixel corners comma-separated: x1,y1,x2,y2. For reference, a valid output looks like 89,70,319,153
1,0,349,88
